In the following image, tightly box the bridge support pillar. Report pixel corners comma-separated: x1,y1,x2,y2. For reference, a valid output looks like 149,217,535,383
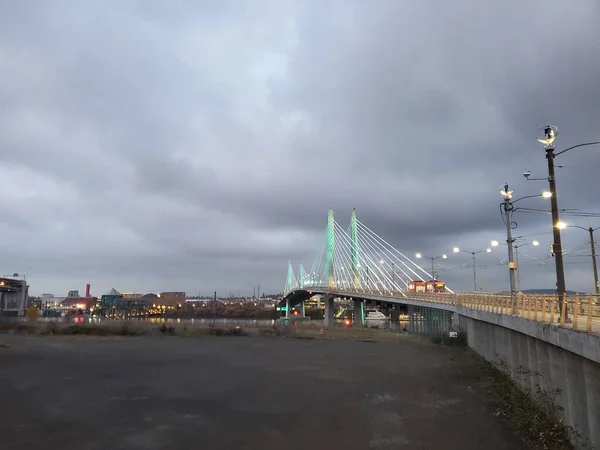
323,295,334,327
353,299,364,327
300,300,305,318
285,298,291,319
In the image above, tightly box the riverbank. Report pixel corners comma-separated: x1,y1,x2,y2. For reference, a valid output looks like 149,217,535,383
0,319,417,342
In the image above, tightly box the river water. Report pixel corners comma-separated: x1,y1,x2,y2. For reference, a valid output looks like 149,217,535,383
5,304,453,336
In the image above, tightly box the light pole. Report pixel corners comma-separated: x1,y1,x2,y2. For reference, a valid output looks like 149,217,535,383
498,185,551,313
415,253,448,282
513,241,539,293
500,184,518,305
452,247,491,291
535,126,600,319
491,239,541,292
566,225,600,294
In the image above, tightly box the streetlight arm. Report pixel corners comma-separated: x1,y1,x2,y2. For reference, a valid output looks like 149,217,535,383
512,194,543,204
555,141,600,157
458,249,490,255
567,225,600,232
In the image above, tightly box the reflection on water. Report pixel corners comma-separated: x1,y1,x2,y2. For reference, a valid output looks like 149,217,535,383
357,305,453,336
3,305,452,336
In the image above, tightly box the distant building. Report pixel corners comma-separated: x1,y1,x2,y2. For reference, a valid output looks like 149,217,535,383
122,292,143,299
121,293,157,310
139,293,159,306
0,277,29,316
40,293,56,308
29,297,42,309
158,292,185,307
101,288,123,308
67,290,80,298
61,297,96,310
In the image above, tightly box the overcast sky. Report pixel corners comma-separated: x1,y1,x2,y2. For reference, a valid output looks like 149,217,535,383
1,0,600,297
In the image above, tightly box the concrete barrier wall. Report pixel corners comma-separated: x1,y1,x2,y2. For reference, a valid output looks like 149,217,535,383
458,314,600,449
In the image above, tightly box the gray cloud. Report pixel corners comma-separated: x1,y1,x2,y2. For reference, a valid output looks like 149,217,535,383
1,0,600,296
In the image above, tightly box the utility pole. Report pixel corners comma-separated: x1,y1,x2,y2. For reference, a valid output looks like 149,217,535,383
471,253,477,292
213,291,216,324
546,148,567,320
501,184,517,313
536,126,569,321
589,227,599,294
515,246,521,293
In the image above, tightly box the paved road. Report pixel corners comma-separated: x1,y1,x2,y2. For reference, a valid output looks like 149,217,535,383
0,335,526,450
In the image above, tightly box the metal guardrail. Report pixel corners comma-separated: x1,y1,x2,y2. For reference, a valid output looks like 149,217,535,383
292,286,600,334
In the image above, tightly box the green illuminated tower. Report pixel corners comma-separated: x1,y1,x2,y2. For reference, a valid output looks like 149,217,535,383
325,208,335,288
298,263,305,289
350,208,361,288
285,261,295,293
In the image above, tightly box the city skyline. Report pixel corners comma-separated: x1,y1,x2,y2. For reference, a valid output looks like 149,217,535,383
2,1,600,296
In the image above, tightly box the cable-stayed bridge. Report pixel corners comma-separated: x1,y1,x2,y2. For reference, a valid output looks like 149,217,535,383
279,209,600,334
284,208,452,295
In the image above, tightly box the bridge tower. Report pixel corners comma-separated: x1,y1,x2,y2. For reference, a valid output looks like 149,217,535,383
350,208,361,288
298,263,305,289
284,261,296,293
325,208,335,288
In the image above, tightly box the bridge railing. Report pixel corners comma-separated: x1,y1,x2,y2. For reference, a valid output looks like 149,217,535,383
298,286,600,334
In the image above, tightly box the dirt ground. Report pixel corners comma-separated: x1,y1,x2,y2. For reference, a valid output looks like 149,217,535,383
0,335,528,450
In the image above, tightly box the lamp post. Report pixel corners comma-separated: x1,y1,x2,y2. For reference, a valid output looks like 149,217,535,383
491,239,541,292
452,247,491,291
500,184,518,306
415,253,448,282
535,126,600,319
514,241,540,293
498,186,551,313
566,225,600,294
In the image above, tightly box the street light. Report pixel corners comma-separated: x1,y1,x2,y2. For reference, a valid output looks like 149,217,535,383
536,125,600,320
491,239,540,292
514,240,539,293
452,247,492,291
498,184,551,313
500,184,518,306
566,225,600,294
416,253,448,282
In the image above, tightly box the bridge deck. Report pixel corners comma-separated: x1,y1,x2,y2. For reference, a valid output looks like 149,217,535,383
285,287,600,334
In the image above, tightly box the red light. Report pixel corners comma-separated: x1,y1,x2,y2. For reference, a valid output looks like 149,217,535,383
293,310,299,315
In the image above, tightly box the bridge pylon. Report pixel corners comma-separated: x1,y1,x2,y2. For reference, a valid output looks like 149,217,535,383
326,208,335,289
298,263,305,289
284,261,296,293
350,208,361,289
